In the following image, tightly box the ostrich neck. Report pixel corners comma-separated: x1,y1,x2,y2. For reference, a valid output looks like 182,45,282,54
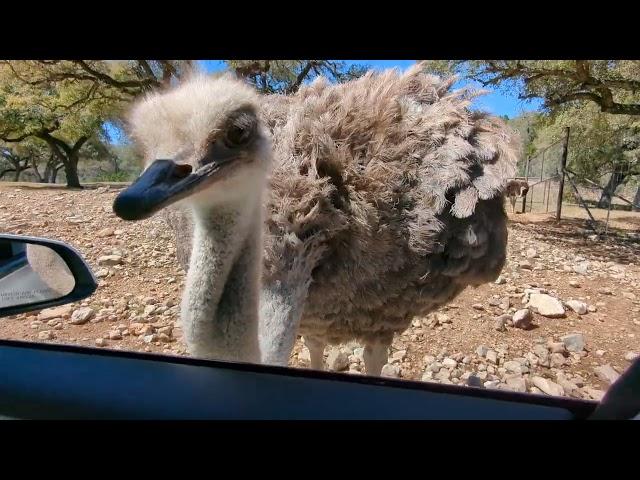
181,203,262,363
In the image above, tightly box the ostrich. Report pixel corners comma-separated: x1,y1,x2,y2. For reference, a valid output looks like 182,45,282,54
505,179,529,214
113,63,519,375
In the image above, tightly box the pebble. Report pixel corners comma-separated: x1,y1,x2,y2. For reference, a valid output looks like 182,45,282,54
97,255,123,266
565,300,588,315
95,338,107,347
493,315,509,332
69,307,95,325
38,330,55,340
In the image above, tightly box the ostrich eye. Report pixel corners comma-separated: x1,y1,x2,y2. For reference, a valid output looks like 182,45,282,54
223,110,257,148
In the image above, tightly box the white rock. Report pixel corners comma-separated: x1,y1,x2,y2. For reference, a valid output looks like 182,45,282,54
381,364,400,378
391,350,406,363
512,309,532,329
38,330,54,340
442,358,458,369
327,349,350,371
531,376,565,396
108,331,122,340
97,255,123,266
565,300,588,315
526,248,538,259
96,228,114,237
37,305,73,321
505,376,527,392
550,353,566,368
573,262,589,275
95,338,107,347
503,361,522,374
528,293,565,318
69,307,95,325
297,347,311,363
624,352,639,362
594,364,620,385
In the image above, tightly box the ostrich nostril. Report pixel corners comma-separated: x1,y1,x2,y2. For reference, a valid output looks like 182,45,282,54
173,163,193,178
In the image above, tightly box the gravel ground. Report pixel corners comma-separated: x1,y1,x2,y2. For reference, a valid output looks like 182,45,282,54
2,184,639,401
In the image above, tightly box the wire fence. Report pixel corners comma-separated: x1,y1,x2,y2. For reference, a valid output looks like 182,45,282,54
510,128,639,236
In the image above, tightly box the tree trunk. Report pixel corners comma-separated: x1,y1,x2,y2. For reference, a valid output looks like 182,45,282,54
38,133,88,188
13,169,21,181
597,171,627,209
633,185,640,212
63,157,81,188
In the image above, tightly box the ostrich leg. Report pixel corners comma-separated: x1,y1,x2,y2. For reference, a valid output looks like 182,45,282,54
364,334,393,376
305,336,326,370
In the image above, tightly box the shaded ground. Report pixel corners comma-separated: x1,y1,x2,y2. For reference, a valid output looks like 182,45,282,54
1,184,639,400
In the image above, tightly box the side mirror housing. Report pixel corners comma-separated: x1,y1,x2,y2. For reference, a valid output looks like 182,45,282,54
0,234,97,318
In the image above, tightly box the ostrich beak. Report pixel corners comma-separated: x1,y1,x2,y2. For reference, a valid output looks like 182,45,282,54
113,158,231,221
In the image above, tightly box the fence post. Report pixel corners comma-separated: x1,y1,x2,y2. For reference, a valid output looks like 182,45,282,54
522,157,530,213
555,127,570,221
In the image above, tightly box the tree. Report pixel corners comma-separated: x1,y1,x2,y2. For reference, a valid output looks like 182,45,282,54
0,144,30,181
431,60,640,116
225,60,369,94
0,61,123,187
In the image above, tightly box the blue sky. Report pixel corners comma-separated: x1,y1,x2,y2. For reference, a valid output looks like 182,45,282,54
199,59,543,118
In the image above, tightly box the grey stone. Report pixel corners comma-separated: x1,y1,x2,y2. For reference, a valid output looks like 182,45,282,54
476,345,489,357
594,364,620,385
560,333,585,352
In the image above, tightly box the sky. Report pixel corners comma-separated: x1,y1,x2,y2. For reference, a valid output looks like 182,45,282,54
199,60,543,118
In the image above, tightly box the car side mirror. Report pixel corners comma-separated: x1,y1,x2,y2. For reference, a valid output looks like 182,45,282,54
0,234,97,318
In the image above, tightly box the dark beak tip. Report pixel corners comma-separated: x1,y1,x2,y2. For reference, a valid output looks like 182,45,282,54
113,190,146,221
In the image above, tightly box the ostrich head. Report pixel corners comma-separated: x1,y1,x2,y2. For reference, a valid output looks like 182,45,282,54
113,74,272,220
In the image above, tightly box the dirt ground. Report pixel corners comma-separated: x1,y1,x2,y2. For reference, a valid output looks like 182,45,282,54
1,183,639,399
